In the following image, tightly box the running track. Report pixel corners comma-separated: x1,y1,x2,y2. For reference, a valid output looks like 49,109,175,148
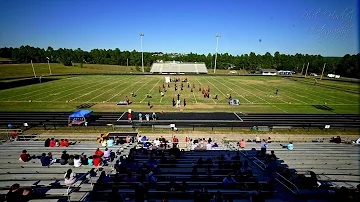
0,112,359,129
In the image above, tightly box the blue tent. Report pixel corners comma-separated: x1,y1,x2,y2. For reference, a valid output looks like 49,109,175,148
68,110,92,125
69,110,93,118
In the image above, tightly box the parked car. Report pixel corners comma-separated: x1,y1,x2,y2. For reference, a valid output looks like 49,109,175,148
310,73,317,76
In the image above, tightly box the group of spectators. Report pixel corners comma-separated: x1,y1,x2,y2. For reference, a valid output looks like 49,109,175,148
44,138,70,147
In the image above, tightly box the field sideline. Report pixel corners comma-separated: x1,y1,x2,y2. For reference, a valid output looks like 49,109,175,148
0,75,358,113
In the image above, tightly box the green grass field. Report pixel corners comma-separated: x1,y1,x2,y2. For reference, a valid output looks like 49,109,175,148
0,63,144,79
0,75,358,113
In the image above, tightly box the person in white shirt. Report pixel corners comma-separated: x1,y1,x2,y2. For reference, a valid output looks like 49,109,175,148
103,148,111,160
206,142,212,150
64,169,77,185
153,138,160,147
73,155,82,167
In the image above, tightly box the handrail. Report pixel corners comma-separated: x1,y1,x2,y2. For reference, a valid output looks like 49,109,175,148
67,170,91,201
253,156,266,171
274,172,300,195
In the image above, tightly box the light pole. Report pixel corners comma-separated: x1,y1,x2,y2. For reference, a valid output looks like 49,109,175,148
46,57,52,75
214,34,221,74
139,33,144,72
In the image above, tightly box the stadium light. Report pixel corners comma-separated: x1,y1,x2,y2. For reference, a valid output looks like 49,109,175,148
214,34,221,74
46,57,52,75
139,33,144,73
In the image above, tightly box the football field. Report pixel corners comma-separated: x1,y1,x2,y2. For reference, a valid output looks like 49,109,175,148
0,75,359,113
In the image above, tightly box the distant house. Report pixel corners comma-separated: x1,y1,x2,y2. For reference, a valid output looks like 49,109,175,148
260,69,277,75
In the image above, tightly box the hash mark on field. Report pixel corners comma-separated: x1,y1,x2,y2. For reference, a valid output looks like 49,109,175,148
105,77,146,102
224,78,287,113
51,76,118,102
197,77,216,103
1,76,80,101
36,76,103,101
211,77,252,103
69,78,122,102
140,77,163,103
86,76,132,102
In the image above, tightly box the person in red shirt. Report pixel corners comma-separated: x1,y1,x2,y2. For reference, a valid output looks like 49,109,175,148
93,155,101,166
60,139,65,147
63,139,69,147
127,113,132,123
49,138,55,147
94,148,103,158
19,150,32,162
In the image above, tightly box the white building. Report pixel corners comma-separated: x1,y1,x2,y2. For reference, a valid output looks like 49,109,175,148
260,69,277,76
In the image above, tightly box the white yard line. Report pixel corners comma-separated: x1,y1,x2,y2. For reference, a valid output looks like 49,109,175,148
221,78,287,113
134,77,156,93
51,76,118,102
192,90,198,104
197,77,216,103
211,77,252,103
235,79,307,104
86,76,132,102
1,76,80,101
69,77,128,102
33,76,102,101
105,76,147,102
140,77,163,103
233,112,243,122
117,112,126,122
286,80,358,104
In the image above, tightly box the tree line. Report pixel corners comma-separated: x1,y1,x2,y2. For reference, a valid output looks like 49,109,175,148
0,45,358,78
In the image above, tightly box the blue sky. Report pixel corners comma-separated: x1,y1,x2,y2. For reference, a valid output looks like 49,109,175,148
0,0,358,56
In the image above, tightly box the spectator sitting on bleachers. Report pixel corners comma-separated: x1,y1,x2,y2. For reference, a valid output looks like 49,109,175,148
280,142,294,150
104,148,111,159
60,151,69,165
81,154,88,165
206,141,212,150
212,143,219,148
6,183,33,202
74,155,82,167
239,139,246,149
330,136,342,143
260,143,267,156
107,137,115,147
44,138,50,147
146,171,157,183
255,135,261,143
264,136,272,143
40,153,51,167
102,137,108,147
223,174,237,187
49,138,55,147
88,156,94,166
59,139,65,146
353,137,360,145
99,171,110,183
55,139,60,147
108,187,123,202
64,169,77,185
95,148,104,158
19,150,33,162
93,155,101,167
64,139,70,147
68,155,74,166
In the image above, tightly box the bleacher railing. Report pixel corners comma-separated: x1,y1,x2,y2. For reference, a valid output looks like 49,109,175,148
274,172,300,195
253,156,266,171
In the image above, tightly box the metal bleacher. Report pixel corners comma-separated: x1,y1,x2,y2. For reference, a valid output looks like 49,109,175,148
0,141,134,201
0,139,277,202
229,141,360,199
150,62,208,74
